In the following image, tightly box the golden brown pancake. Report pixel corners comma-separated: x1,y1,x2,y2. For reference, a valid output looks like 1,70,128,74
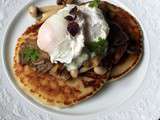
13,23,110,108
13,1,143,108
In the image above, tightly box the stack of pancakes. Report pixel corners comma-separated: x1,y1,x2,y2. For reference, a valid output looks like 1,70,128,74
13,1,143,108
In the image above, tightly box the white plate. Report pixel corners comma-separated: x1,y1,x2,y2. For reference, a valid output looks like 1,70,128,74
2,0,150,119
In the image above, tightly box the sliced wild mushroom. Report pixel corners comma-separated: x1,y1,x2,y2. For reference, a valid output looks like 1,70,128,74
79,67,93,73
127,40,141,54
49,64,59,75
28,5,64,22
33,60,53,73
32,60,45,65
102,21,129,66
49,64,71,80
70,69,78,78
41,52,50,60
94,66,107,75
40,10,56,22
39,5,64,12
81,77,95,82
19,44,27,65
60,70,71,80
91,56,101,67
19,51,27,65
39,5,64,23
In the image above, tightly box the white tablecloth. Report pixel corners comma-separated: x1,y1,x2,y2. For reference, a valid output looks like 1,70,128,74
0,0,160,120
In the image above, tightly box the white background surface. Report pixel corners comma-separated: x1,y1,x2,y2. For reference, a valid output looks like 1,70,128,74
0,0,160,120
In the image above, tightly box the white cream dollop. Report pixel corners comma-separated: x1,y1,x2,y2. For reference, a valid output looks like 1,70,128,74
37,4,109,70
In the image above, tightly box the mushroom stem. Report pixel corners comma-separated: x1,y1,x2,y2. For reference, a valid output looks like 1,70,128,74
94,66,107,75
28,5,64,21
39,5,64,12
91,56,102,67
79,67,93,73
39,5,64,23
70,69,78,78
40,10,56,22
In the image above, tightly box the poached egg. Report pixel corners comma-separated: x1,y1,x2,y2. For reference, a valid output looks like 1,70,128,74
37,4,109,70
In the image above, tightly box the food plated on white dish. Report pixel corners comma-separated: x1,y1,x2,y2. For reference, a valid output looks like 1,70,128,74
12,0,144,108
2,0,151,119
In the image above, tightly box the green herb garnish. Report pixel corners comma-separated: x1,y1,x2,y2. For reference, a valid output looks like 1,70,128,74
89,0,100,8
23,47,39,62
87,37,108,55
